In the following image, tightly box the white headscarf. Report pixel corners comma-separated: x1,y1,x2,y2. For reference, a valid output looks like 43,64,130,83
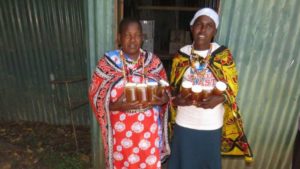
190,8,219,28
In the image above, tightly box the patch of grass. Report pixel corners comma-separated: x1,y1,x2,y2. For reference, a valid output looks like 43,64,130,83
41,152,89,169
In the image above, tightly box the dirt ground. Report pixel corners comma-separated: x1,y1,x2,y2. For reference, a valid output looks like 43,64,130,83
0,121,91,169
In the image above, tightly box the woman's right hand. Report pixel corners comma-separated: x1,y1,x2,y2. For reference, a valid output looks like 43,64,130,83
172,93,193,106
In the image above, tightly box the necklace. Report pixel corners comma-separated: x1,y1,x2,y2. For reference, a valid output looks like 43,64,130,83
120,49,145,83
125,56,140,65
190,44,212,84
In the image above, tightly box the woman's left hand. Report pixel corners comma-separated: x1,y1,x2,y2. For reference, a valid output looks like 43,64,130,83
150,91,170,106
109,93,146,111
195,94,225,109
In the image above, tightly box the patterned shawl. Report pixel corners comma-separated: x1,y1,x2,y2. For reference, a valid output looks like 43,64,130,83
169,45,254,162
89,50,170,169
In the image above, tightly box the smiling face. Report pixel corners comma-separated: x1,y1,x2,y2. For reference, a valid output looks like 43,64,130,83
190,15,217,50
118,21,143,60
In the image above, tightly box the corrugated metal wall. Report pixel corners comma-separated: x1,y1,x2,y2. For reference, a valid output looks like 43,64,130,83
85,0,116,168
217,0,300,169
0,0,89,125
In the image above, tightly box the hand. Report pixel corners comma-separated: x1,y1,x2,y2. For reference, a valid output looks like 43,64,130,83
195,94,225,109
150,91,170,106
109,93,149,112
173,93,193,106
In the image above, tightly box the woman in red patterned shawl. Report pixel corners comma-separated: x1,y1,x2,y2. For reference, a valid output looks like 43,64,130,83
89,18,170,169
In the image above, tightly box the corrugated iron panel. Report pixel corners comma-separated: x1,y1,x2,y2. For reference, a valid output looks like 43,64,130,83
217,0,300,168
85,0,116,168
0,0,88,125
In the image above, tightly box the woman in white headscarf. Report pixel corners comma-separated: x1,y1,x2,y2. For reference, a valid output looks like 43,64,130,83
167,8,253,169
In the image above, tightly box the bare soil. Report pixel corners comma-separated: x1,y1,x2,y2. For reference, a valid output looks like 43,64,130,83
0,121,91,169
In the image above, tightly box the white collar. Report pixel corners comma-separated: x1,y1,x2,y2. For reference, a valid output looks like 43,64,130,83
179,42,220,56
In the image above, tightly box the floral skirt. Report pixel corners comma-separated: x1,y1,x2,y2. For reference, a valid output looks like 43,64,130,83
110,108,161,169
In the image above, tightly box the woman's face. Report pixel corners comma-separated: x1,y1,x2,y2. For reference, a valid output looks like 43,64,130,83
119,22,143,58
190,15,217,50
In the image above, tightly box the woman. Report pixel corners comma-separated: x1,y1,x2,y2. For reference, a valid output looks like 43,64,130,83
89,18,170,169
168,8,253,169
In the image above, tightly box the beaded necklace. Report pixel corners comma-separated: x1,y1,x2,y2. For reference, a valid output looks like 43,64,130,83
190,44,212,84
120,49,145,84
